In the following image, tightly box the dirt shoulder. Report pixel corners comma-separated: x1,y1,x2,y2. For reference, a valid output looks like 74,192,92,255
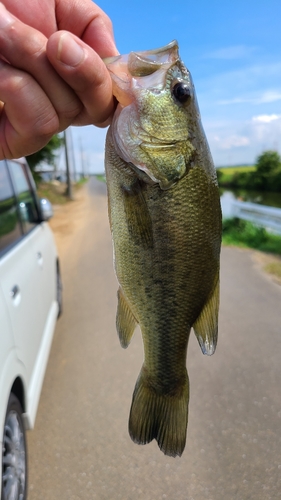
48,184,89,259
251,250,281,286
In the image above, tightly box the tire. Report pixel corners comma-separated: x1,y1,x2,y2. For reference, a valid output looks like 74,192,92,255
1,393,27,500
56,262,63,318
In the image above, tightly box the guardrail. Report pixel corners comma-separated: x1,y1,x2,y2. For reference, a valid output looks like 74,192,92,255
231,200,281,235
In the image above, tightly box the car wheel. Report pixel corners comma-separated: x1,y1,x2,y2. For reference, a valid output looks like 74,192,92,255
1,393,27,500
56,263,63,318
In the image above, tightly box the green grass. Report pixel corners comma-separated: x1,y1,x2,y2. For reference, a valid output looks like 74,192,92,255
37,182,68,205
216,165,257,190
264,262,281,281
75,177,89,187
95,174,106,183
222,218,281,255
37,179,88,205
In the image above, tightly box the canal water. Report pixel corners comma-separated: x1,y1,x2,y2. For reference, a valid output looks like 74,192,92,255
220,189,281,218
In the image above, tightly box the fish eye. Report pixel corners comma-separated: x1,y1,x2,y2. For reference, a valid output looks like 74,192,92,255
172,82,191,104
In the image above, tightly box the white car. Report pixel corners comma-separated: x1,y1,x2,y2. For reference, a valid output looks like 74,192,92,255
0,158,62,500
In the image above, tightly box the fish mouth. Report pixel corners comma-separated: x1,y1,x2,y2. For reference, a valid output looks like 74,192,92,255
104,40,179,77
104,41,180,106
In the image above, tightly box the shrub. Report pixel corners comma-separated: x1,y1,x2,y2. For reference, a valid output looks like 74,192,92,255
222,218,281,254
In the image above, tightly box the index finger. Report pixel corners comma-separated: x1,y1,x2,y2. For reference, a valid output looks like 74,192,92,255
55,0,118,58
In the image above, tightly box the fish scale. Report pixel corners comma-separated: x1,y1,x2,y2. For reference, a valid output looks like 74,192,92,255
104,41,222,457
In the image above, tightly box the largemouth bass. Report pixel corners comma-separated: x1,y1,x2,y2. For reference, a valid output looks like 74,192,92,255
104,41,222,457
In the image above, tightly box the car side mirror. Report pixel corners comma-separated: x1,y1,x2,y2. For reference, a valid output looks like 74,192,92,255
40,198,54,221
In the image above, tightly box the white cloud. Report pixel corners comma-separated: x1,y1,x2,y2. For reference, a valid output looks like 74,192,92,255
256,91,281,104
196,60,281,115
205,113,281,166
213,134,249,149
196,56,281,166
252,114,281,123
205,45,256,60
218,97,251,105
248,113,281,145
218,91,281,106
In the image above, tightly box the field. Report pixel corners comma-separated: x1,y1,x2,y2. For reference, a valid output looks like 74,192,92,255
216,165,256,175
216,165,257,187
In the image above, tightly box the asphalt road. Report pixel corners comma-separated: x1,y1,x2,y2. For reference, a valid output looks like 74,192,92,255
27,177,281,500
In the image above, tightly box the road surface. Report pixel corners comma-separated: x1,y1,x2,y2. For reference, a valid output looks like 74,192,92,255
27,178,281,500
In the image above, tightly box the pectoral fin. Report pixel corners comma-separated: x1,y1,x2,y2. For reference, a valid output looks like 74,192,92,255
122,180,153,249
116,288,138,348
193,274,220,355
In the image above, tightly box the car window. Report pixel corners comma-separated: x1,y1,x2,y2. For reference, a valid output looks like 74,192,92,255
0,161,22,253
8,160,39,233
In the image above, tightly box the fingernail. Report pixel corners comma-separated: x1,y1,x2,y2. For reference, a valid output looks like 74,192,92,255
0,2,14,28
57,33,85,67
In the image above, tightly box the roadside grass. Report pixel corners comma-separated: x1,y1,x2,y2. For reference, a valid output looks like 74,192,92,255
37,178,88,205
223,218,281,282
264,261,281,282
75,177,89,188
222,218,281,255
95,174,106,183
37,182,68,205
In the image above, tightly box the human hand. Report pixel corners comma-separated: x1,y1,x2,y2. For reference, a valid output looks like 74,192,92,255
0,0,118,159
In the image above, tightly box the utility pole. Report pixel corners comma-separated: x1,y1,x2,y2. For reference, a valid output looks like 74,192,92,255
68,127,77,182
64,130,73,200
79,137,86,179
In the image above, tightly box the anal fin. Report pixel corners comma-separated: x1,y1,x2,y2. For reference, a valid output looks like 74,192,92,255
116,288,137,348
193,273,220,355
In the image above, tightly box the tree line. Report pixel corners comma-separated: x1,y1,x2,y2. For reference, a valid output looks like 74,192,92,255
26,134,64,184
217,151,281,193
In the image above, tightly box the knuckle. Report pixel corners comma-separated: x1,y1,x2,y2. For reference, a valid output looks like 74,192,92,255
4,23,46,59
57,97,83,122
32,111,59,139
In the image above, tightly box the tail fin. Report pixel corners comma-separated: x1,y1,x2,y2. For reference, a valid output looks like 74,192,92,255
128,367,189,457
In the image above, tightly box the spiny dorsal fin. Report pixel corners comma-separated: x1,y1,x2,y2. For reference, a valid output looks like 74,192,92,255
193,273,220,355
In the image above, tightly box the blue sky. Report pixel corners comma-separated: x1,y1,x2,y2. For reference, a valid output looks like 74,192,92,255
70,0,281,174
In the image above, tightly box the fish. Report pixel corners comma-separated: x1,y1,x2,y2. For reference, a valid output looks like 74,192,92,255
104,40,222,457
